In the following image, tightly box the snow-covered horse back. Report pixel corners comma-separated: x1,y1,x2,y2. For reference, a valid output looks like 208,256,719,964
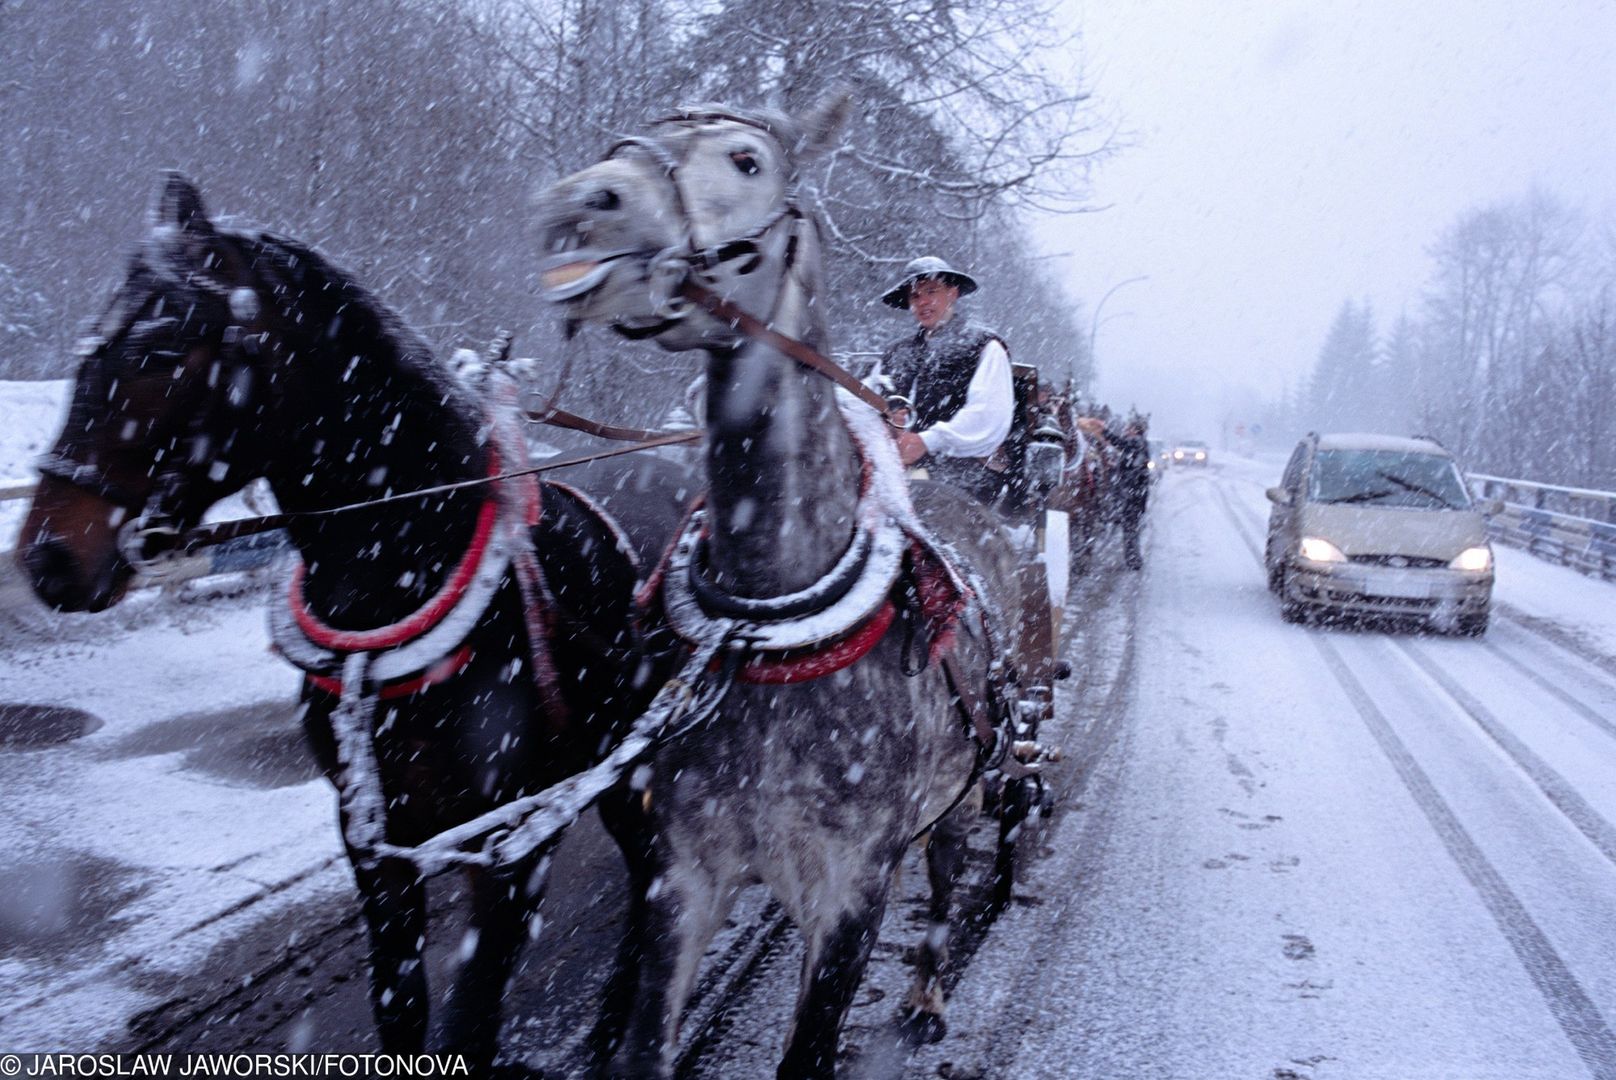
536,97,1038,1078
14,174,694,1068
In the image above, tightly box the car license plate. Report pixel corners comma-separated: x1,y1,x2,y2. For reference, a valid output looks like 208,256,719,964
1361,574,1430,600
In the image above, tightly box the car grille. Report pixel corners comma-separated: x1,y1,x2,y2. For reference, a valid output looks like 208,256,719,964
1348,554,1447,569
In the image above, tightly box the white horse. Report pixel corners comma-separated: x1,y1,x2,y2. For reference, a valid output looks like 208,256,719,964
536,97,1039,1079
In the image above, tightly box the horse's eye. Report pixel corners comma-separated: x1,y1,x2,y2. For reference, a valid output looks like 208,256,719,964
730,150,760,176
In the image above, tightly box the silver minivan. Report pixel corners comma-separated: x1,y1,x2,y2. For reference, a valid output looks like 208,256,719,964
1264,433,1497,635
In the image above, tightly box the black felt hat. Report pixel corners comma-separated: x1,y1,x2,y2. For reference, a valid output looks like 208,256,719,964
879,256,979,309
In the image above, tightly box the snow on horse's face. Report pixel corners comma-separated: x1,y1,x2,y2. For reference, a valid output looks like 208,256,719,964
535,99,848,351
17,176,266,611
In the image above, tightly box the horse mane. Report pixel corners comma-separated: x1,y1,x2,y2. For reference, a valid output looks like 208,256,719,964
243,230,475,419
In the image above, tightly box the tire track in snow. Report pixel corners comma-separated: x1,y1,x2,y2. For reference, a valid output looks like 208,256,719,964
1212,479,1616,1079
1393,641,1616,870
1480,637,1616,744
1497,602,1616,682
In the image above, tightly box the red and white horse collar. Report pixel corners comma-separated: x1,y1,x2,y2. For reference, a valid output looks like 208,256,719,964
270,444,523,694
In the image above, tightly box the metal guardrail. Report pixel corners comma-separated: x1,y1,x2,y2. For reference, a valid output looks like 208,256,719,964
1470,473,1616,582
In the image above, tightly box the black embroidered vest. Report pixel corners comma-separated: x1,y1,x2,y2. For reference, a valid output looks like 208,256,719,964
878,317,1006,501
878,318,1004,433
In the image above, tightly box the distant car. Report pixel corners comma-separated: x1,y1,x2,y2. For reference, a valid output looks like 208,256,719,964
1171,440,1209,466
1263,433,1498,635
1147,439,1166,476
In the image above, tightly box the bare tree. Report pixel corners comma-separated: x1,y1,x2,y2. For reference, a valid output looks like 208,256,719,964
1421,191,1583,466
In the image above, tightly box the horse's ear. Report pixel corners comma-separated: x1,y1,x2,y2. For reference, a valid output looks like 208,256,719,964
795,91,852,162
154,171,213,236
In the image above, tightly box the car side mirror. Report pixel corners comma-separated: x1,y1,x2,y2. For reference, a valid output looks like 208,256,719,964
1265,486,1292,507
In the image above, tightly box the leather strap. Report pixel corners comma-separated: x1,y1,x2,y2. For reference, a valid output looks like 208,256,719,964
527,405,687,444
940,652,1001,754
679,280,898,421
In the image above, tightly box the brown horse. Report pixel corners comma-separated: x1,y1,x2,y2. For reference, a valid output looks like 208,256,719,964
15,174,690,1068
1041,389,1113,577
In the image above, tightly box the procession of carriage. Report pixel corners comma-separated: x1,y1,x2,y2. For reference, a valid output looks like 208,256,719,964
14,97,1151,1078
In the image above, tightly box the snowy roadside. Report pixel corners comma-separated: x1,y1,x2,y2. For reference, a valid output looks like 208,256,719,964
0,583,344,1049
0,380,70,551
0,381,353,1048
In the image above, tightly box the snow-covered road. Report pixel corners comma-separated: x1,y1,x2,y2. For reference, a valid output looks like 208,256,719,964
5,457,1616,1078
907,461,1616,1080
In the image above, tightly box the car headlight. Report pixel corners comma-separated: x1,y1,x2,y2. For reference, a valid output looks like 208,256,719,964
1195,451,1206,460
1146,459,1156,470
1299,536,1347,564
1173,450,1184,459
1449,546,1492,572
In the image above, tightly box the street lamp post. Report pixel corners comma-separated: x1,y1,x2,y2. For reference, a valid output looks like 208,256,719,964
1085,275,1150,377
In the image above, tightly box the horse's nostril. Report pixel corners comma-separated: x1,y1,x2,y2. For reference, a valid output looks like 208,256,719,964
21,538,84,611
584,188,620,212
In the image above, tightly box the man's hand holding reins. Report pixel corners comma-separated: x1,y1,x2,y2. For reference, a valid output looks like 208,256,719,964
896,430,929,466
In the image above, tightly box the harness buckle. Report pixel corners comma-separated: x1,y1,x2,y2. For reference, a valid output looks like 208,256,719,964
885,395,914,430
117,514,186,576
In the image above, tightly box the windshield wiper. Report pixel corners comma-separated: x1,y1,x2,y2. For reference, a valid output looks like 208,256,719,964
1376,471,1459,508
1323,489,1397,505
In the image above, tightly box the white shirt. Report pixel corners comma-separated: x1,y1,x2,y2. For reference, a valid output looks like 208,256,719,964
870,331,1015,459
1065,426,1089,470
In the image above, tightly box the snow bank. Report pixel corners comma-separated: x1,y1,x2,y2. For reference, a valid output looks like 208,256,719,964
1494,545,1616,662
0,379,68,485
0,379,70,549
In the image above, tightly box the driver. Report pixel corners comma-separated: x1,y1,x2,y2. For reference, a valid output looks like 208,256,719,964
870,256,1014,505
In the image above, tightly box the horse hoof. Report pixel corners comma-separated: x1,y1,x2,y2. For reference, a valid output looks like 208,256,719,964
899,1009,948,1045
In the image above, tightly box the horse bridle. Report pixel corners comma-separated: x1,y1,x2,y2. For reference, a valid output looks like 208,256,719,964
601,114,807,332
36,255,262,569
603,114,905,422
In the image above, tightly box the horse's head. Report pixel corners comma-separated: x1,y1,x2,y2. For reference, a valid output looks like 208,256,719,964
17,174,282,611
535,95,850,351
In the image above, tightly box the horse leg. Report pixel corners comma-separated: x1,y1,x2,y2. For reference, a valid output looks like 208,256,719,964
607,853,736,1079
1122,506,1143,569
903,809,972,1044
437,852,548,1069
988,770,1045,917
352,856,430,1052
1070,505,1096,578
777,889,892,1080
590,787,655,1069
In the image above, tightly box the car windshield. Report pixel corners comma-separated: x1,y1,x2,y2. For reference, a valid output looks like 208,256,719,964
1308,449,1471,510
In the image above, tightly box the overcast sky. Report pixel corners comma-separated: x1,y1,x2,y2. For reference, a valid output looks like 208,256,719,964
1042,0,1616,441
